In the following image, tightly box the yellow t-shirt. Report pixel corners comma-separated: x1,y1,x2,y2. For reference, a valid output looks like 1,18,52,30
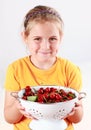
4,56,82,130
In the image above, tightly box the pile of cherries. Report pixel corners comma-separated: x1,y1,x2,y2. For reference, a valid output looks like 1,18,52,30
22,86,76,103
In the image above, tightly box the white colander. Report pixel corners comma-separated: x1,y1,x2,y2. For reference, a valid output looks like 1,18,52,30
17,86,85,120
11,86,86,130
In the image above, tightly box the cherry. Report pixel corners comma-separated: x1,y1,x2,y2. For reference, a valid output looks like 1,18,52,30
22,86,76,103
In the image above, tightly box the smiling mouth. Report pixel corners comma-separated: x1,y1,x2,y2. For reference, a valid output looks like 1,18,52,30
39,51,51,55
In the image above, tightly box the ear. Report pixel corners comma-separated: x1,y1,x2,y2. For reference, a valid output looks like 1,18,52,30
21,31,28,44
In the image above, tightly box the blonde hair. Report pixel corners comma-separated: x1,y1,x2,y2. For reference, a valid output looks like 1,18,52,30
23,5,64,36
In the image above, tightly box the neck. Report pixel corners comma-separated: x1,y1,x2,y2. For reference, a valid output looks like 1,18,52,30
30,56,57,70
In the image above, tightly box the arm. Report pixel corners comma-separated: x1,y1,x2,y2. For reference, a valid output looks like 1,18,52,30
66,100,83,123
4,91,36,124
65,61,83,123
4,91,24,124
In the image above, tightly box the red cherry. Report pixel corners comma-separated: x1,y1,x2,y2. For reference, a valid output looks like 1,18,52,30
25,86,31,92
50,93,56,99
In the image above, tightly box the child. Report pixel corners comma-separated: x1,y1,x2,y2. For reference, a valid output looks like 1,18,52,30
4,5,83,130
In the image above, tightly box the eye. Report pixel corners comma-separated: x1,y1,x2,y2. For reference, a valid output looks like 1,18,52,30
34,37,41,41
49,37,57,42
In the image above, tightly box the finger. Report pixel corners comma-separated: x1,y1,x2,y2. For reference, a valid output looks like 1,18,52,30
24,112,38,120
68,110,75,116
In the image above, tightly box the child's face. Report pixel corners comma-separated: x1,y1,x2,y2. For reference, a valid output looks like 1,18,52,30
25,22,62,62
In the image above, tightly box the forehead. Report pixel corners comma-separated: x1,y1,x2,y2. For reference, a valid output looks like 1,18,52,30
29,21,61,35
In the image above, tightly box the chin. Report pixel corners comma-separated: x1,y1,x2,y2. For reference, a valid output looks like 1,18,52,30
39,58,49,62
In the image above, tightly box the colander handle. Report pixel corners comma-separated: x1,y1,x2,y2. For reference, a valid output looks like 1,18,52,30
10,92,19,100
78,92,86,100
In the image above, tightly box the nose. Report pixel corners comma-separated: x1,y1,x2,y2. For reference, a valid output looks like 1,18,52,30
41,39,50,49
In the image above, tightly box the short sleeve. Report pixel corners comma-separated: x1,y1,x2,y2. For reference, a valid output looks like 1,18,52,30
66,62,82,92
4,64,20,91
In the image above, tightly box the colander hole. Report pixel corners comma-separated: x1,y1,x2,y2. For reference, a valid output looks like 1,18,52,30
33,110,43,117
59,110,61,112
62,109,65,111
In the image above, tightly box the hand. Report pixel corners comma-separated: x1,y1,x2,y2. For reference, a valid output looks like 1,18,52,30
63,99,82,119
16,100,37,120
68,100,82,117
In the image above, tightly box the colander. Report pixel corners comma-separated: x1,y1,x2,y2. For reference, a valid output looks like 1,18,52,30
11,85,86,130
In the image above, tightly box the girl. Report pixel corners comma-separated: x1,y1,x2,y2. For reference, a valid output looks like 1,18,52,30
4,5,83,130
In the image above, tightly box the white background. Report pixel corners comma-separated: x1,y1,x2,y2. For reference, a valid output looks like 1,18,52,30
0,0,91,70
0,0,91,130
0,0,91,82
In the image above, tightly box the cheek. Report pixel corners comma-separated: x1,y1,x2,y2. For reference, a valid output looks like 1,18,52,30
51,47,58,56
52,44,59,51
28,43,38,50
54,44,60,55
